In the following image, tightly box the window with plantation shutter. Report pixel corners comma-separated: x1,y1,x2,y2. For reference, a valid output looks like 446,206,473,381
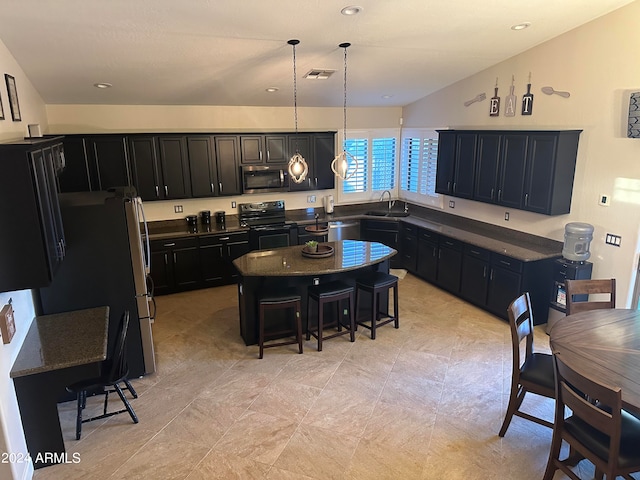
372,138,396,191
343,138,368,193
400,129,442,208
338,130,399,202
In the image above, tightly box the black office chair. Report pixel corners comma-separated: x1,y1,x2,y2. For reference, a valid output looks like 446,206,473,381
66,311,139,440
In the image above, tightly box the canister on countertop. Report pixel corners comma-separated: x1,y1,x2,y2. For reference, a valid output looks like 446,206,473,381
200,210,211,224
215,211,226,225
186,215,198,227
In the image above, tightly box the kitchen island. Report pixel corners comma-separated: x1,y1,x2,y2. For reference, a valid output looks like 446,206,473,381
233,240,396,345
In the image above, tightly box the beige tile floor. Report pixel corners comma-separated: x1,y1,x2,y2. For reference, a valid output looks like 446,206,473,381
33,273,617,479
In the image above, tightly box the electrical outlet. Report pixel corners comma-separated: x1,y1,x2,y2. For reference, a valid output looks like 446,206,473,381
174,205,183,213
605,233,622,246
449,200,455,208
0,303,16,344
307,195,316,203
313,277,320,285
231,201,237,208
599,194,610,206
504,212,510,221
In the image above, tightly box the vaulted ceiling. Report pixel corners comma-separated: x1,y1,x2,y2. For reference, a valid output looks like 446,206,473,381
0,0,634,107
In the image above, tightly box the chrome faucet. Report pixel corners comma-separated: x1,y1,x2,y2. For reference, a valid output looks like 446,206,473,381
380,190,393,212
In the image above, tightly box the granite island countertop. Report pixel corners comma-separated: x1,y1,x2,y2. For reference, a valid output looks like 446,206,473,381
146,201,562,263
233,240,396,277
10,306,109,378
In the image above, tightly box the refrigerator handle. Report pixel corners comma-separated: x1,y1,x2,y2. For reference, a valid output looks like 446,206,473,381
137,197,151,274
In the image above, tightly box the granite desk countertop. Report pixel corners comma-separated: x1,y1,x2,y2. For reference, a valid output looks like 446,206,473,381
146,202,562,262
10,306,109,378
233,240,396,277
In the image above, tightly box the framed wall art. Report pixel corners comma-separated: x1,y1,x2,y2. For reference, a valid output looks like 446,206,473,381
5,74,21,121
0,91,4,120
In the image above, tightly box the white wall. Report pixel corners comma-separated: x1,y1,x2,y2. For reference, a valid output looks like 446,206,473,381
0,38,48,480
402,1,640,307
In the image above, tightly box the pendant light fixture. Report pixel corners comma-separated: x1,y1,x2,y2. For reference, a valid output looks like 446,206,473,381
331,42,358,181
287,39,309,184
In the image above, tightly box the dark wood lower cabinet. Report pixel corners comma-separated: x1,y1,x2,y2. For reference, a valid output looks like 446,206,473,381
151,232,249,295
411,221,556,325
149,238,200,295
436,237,462,294
200,232,250,288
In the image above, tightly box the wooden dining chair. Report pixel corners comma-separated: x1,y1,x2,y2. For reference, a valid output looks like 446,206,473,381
66,311,139,440
543,352,640,480
565,278,616,316
499,292,555,437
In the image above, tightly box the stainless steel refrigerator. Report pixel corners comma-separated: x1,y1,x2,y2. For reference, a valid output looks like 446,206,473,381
36,188,156,377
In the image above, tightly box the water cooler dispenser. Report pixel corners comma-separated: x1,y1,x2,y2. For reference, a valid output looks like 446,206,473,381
547,223,594,333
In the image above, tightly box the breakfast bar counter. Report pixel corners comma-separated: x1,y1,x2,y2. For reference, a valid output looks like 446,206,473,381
233,240,396,345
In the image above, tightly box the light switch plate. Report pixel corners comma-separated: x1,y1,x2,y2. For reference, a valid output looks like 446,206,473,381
605,233,621,246
598,194,610,206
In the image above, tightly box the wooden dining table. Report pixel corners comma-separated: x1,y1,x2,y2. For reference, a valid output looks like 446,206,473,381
549,308,640,417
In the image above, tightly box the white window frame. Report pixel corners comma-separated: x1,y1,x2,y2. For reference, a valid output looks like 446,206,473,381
335,128,400,205
399,128,444,209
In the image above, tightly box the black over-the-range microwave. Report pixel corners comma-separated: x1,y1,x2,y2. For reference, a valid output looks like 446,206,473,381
241,165,289,194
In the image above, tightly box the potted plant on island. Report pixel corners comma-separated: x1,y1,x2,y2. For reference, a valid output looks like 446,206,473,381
305,240,319,253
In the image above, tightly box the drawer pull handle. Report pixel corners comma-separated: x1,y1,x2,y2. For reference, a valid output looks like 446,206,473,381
500,260,511,266
219,237,230,241
164,242,176,247
470,249,480,255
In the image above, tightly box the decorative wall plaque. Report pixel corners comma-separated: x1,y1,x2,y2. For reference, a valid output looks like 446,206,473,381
522,72,534,115
489,78,500,117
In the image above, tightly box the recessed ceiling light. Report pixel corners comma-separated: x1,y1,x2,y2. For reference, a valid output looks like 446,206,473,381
511,22,531,31
93,83,112,89
265,87,279,93
341,5,363,16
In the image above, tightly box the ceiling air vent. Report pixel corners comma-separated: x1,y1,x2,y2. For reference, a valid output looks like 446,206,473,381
304,69,335,80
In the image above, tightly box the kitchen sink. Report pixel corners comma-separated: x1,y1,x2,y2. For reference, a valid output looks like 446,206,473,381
365,210,410,217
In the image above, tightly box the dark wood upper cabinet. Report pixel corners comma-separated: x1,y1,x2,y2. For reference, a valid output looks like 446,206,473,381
240,135,288,165
437,129,581,215
313,132,336,190
60,135,130,192
435,131,456,195
129,136,163,200
497,134,528,209
157,136,191,199
452,133,477,199
0,138,66,292
214,136,242,195
473,133,502,203
187,136,217,197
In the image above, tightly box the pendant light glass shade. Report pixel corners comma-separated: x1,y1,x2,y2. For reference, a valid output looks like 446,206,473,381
287,39,308,184
332,42,358,181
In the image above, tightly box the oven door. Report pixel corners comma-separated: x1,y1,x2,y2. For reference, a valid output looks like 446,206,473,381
250,224,298,250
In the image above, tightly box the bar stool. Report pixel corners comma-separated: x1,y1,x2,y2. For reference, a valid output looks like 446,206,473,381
355,272,399,339
306,281,355,351
258,289,303,359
